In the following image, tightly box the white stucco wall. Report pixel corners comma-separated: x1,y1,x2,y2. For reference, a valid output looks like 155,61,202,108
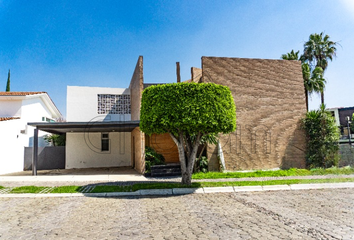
0,100,22,117
21,98,54,122
66,132,131,169
0,119,24,174
66,86,131,122
0,96,58,175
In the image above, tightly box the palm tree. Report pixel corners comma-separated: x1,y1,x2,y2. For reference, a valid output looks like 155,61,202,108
282,50,325,111
303,65,326,111
281,50,300,60
302,32,337,104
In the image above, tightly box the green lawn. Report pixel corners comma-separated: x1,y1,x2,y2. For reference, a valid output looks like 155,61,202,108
51,186,82,193
131,182,202,191
0,186,4,190
10,186,47,194
192,167,354,180
199,178,354,187
91,185,131,193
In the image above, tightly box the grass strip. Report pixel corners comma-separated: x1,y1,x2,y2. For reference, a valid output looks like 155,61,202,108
91,185,131,193
199,178,354,187
0,186,4,190
192,167,354,180
51,186,82,193
10,186,47,194
3,178,354,194
131,182,202,192
85,178,354,192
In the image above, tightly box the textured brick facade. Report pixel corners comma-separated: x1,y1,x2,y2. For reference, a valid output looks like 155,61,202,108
202,57,307,170
129,56,145,173
191,67,202,83
146,133,179,163
129,56,144,121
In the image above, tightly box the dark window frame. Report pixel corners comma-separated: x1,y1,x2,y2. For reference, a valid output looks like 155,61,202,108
101,133,110,152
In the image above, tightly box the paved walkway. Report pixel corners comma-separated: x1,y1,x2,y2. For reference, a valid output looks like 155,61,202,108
0,189,353,239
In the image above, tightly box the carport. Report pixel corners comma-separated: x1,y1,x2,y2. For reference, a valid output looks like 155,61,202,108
28,121,141,176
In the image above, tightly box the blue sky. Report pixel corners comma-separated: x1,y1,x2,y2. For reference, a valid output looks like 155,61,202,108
0,0,353,117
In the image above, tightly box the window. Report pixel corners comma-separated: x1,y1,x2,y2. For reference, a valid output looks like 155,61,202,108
42,117,55,122
101,133,110,152
97,94,131,114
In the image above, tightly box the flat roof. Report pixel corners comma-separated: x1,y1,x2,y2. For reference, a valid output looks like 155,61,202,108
28,121,140,134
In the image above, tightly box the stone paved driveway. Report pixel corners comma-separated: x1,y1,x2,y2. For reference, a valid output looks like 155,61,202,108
0,189,353,239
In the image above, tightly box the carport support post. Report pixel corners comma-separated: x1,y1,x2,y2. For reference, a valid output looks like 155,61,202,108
32,127,38,176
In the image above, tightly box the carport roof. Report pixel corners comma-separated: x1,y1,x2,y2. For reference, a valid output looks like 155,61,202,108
28,121,140,134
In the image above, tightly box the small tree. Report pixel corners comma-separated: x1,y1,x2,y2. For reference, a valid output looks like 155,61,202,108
351,113,354,134
44,134,66,146
5,69,10,92
302,104,340,168
140,83,236,185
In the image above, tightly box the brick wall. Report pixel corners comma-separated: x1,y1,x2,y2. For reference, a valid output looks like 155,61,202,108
129,56,145,173
132,127,145,173
147,133,179,163
129,56,144,121
191,67,202,83
202,57,307,170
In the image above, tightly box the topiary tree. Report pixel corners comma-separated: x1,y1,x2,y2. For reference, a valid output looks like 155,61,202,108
140,83,236,185
302,104,340,168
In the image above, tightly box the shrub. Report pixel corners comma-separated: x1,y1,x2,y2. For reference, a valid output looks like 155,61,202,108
145,147,165,173
302,104,340,168
195,156,208,173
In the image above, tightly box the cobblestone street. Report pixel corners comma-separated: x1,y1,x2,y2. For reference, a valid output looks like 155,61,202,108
0,189,353,240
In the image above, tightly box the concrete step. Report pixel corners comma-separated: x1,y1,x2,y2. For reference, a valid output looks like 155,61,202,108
151,164,181,177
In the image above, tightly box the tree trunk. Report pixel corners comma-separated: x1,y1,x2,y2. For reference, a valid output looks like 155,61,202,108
321,91,324,105
169,132,201,185
181,170,192,185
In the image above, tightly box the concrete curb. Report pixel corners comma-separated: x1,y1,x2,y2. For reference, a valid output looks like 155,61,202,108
1,183,354,198
204,187,234,193
138,189,173,196
172,188,204,195
234,186,263,192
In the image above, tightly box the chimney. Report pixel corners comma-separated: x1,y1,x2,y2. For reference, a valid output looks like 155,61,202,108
176,62,181,83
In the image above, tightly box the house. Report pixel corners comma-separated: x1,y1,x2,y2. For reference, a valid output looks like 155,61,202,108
327,106,354,137
29,57,146,174
0,92,61,175
28,55,307,174
327,106,354,127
